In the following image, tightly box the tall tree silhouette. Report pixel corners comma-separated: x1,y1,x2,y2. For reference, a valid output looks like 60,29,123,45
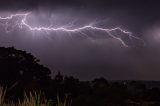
0,47,51,86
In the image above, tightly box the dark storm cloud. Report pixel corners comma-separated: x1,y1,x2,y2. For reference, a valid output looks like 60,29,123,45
0,0,160,80
0,0,160,10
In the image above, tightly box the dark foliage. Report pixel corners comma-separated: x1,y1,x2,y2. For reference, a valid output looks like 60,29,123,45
0,47,51,100
0,47,159,105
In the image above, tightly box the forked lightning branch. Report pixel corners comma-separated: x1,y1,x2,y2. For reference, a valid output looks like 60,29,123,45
0,13,145,47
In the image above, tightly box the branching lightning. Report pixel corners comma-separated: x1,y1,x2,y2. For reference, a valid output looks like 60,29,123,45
0,13,145,47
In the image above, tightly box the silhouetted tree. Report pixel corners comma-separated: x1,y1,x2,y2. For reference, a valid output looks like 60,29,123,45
0,47,51,100
0,47,51,86
55,71,63,84
92,77,109,87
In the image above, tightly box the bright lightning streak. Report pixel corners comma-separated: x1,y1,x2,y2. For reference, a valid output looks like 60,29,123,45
0,13,145,47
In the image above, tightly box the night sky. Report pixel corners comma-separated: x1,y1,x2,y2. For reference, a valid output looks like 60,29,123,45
0,0,160,80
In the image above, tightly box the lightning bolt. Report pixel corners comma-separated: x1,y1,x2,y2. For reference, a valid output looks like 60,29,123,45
0,13,145,47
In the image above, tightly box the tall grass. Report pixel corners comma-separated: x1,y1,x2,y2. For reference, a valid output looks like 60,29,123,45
0,87,6,105
56,96,72,106
0,87,71,106
17,92,51,106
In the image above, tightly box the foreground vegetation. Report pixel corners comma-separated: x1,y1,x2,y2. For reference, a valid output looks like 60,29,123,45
0,87,71,106
0,47,160,106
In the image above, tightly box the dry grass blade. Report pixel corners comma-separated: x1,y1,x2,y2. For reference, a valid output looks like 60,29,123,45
0,87,71,106
0,86,6,106
56,96,72,106
18,91,50,106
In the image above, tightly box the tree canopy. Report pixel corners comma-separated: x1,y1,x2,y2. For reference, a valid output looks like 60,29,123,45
0,47,51,86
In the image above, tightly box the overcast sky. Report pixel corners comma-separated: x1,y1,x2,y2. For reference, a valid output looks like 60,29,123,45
0,0,160,80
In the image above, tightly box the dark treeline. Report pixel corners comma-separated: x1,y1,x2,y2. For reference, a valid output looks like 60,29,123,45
0,47,160,106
